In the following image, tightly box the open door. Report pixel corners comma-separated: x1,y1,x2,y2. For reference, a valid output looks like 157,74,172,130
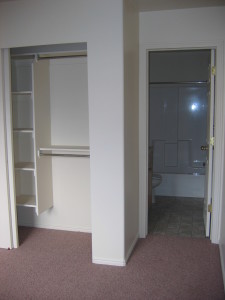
203,49,215,237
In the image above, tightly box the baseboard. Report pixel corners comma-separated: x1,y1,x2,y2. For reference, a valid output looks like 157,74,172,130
17,222,92,233
92,257,126,267
125,232,139,263
219,243,225,290
92,233,139,267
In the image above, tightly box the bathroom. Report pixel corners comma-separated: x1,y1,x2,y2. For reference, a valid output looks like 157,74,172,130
148,50,213,238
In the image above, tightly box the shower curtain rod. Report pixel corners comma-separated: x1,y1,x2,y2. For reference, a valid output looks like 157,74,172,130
149,80,208,85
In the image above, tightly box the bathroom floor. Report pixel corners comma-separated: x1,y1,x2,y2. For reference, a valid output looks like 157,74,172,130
148,196,206,238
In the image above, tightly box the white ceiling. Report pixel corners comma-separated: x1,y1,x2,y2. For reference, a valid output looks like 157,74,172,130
0,0,224,11
137,0,225,11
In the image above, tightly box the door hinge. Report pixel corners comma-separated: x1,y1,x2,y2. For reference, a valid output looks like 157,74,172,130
208,204,212,213
212,66,216,76
210,137,215,146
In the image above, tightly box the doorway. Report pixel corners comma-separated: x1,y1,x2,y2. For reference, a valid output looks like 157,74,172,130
147,49,215,238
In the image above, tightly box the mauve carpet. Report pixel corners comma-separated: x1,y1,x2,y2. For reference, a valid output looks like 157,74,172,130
0,227,224,300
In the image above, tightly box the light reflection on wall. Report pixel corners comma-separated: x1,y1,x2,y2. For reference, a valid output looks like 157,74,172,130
191,102,199,111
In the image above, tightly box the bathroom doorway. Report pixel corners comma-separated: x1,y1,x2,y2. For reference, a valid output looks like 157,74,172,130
148,49,215,238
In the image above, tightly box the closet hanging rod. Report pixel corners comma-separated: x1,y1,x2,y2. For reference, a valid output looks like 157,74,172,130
39,152,90,158
149,80,208,85
38,147,90,158
38,51,87,60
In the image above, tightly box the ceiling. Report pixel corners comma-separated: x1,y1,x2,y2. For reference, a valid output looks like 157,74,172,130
0,0,224,11
137,0,225,11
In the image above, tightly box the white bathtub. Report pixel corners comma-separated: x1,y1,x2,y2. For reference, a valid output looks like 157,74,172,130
154,173,205,198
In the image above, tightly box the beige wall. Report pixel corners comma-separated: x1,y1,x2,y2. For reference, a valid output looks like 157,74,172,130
123,0,139,260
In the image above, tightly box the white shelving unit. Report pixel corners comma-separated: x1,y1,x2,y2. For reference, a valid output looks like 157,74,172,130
11,58,36,209
14,162,35,170
11,58,53,214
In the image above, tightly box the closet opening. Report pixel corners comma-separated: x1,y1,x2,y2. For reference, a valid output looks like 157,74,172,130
148,49,215,239
5,43,91,247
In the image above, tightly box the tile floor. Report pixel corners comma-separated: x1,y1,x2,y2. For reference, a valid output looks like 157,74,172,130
148,196,206,238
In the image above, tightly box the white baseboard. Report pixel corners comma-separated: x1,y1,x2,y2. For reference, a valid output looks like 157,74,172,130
92,257,126,267
125,233,139,263
92,233,139,267
219,243,225,290
17,222,92,233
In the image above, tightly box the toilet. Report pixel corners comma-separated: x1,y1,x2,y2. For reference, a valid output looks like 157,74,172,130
148,147,162,205
152,173,162,203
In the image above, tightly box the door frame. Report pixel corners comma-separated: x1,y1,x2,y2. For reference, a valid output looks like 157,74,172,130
139,40,224,244
3,49,19,248
0,49,14,249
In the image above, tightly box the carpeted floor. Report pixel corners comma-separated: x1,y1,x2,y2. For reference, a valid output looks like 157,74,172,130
0,227,224,300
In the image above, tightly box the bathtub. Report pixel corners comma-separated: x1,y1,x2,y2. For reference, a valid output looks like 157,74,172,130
154,173,205,198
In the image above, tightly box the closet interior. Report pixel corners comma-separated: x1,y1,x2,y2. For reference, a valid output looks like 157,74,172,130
7,43,91,244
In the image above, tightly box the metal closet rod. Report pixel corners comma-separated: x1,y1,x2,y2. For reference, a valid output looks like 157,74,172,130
38,51,87,60
149,80,208,85
39,152,90,158
38,147,90,158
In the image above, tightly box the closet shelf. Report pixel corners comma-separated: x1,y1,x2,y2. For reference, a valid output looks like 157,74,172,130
16,195,36,207
13,128,33,133
15,162,35,170
39,146,90,157
11,91,32,95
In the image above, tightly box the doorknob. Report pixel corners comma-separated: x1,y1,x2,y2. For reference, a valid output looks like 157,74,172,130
201,145,208,151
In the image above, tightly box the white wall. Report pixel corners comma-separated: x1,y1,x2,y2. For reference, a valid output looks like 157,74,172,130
140,7,225,43
123,0,139,262
50,57,90,147
17,158,91,232
0,0,125,265
139,5,225,277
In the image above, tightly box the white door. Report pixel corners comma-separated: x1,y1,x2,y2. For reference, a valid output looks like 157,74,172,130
203,50,215,237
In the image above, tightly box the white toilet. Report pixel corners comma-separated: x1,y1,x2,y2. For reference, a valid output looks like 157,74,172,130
148,147,162,205
152,173,162,203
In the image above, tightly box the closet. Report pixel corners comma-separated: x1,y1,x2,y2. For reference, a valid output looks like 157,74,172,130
6,43,91,247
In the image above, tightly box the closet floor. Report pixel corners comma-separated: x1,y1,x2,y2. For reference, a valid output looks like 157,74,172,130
148,196,206,238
